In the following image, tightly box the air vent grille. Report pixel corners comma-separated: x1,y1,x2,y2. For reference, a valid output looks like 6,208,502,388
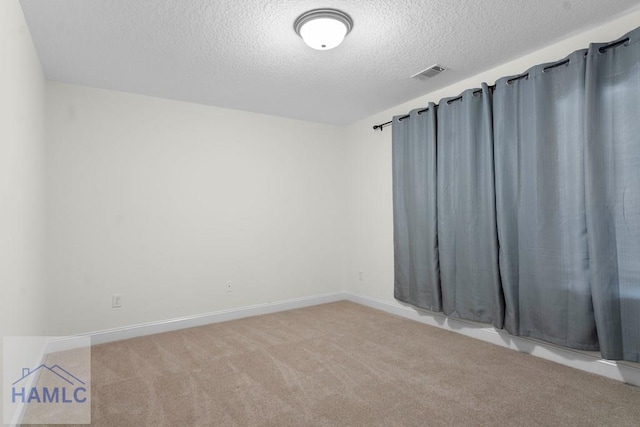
412,64,445,80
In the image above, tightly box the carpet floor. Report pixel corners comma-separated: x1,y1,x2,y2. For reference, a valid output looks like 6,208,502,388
23,301,640,426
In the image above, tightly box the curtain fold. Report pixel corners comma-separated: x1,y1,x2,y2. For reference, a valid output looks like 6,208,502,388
585,28,640,362
436,84,504,328
392,105,442,311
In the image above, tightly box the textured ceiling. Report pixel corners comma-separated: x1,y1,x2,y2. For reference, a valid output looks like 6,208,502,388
19,0,640,125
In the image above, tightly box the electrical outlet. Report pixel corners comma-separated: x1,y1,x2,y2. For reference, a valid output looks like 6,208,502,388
358,271,364,281
225,281,233,293
112,294,122,308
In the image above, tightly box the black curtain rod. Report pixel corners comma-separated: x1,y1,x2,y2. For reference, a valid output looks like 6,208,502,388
372,37,630,131
372,85,495,131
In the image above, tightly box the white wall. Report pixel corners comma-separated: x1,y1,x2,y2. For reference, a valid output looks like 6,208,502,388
45,83,348,335
37,3,640,340
0,0,46,421
345,9,640,305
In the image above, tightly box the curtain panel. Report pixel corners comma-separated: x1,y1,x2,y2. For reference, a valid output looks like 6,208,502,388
585,30,640,362
437,84,504,328
493,50,598,349
392,105,441,311
392,27,640,362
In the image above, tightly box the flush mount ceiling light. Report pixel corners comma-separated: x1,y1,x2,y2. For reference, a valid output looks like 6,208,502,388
294,8,353,50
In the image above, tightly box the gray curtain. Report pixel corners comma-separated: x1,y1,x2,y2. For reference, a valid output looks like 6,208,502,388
585,28,640,362
437,85,503,328
493,50,599,350
392,106,441,311
392,28,640,362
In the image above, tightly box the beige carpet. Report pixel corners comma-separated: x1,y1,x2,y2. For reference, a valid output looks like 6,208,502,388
23,301,640,426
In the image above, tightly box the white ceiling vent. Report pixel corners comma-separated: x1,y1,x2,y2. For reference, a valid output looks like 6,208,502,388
412,64,446,80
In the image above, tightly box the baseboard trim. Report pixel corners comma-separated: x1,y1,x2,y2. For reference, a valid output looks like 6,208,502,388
343,292,640,387
75,292,345,346
51,290,640,387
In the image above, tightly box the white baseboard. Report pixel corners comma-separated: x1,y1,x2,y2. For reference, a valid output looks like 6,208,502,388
48,290,640,387
343,292,640,387
81,292,345,346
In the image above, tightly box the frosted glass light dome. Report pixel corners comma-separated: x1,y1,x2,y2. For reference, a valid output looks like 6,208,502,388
294,9,353,51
